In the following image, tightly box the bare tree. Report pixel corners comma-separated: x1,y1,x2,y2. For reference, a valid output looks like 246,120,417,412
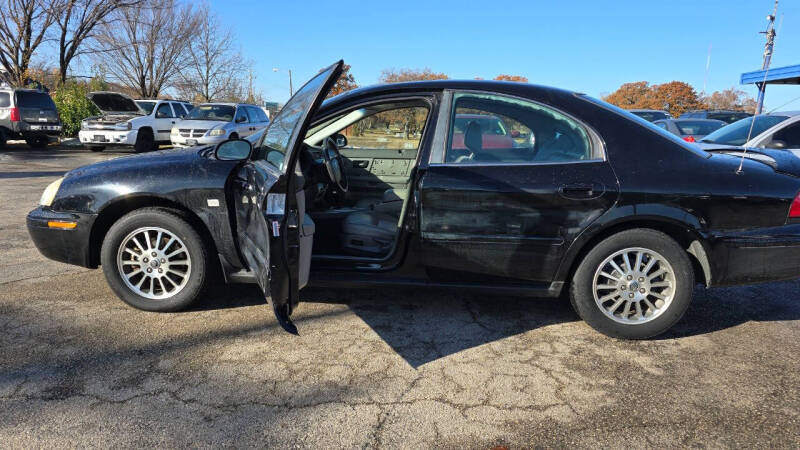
53,0,141,85
175,4,245,102
91,0,200,98
0,0,58,87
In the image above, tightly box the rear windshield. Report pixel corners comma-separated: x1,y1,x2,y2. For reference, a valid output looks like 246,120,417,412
16,91,55,109
675,120,725,136
707,112,751,123
135,101,155,115
186,104,234,121
631,111,668,122
699,115,789,146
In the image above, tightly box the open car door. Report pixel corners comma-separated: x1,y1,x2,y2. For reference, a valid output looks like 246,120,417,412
231,61,343,334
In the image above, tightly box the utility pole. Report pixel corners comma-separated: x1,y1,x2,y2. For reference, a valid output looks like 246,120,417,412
755,0,779,114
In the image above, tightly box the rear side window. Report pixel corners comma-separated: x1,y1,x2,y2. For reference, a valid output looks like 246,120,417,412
234,106,250,123
155,103,174,118
0,92,9,107
445,92,595,164
249,106,267,122
16,91,55,109
171,102,187,118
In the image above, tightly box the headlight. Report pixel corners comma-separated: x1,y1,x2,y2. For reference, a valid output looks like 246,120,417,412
114,121,132,130
171,127,179,135
80,120,88,129
39,177,64,206
208,128,226,136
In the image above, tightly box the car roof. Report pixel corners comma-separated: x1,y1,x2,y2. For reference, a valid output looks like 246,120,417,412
766,110,800,116
660,118,727,123
629,109,669,113
320,79,575,113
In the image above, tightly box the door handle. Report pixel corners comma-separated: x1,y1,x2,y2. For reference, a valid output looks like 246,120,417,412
558,183,603,199
352,160,369,168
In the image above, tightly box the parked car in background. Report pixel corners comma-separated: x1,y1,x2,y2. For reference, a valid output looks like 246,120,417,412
680,110,751,124
652,118,726,142
27,61,800,341
170,103,269,147
697,112,800,156
78,92,193,153
0,87,62,149
629,109,672,122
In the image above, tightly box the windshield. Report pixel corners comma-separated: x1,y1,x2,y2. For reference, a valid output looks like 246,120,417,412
631,111,668,122
675,120,725,136
186,104,235,121
135,101,155,115
257,63,340,170
699,115,789,145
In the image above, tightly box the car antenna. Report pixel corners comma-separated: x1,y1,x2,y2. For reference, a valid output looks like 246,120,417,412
737,6,781,175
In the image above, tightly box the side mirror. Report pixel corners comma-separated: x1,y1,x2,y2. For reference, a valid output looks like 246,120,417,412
215,139,252,161
767,139,787,149
333,133,347,148
511,130,520,138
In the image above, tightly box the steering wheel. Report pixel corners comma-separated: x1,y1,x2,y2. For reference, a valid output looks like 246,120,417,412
321,136,348,193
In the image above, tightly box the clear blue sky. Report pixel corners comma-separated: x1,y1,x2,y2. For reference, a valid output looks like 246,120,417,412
210,0,800,111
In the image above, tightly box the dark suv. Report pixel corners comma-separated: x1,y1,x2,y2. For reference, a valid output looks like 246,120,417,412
0,88,62,148
679,110,751,124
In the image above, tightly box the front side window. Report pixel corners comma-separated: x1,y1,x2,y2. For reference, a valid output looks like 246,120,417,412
234,106,250,123
155,103,174,118
767,121,800,148
445,92,594,164
338,106,429,151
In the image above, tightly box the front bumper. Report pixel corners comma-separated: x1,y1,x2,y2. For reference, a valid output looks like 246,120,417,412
170,134,227,148
711,223,800,286
79,129,138,146
27,207,97,268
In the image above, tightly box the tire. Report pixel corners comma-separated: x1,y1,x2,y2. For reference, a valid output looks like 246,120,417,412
569,229,695,339
133,128,154,153
228,133,238,140
25,135,49,149
0,129,6,149
100,207,209,312
88,145,105,152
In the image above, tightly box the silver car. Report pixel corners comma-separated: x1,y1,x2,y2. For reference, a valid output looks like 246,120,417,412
170,103,269,147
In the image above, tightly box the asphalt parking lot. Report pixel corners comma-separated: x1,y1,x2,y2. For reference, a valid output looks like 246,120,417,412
1,143,799,448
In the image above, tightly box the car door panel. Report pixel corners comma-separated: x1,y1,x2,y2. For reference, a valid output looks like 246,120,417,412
419,162,618,284
340,148,418,196
229,60,343,334
153,103,176,142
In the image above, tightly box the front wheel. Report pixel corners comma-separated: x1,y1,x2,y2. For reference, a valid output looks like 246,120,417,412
101,208,209,311
133,128,154,153
570,229,695,339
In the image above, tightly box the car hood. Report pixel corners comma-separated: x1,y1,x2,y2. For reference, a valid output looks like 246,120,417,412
175,119,229,129
87,91,142,114
65,147,210,181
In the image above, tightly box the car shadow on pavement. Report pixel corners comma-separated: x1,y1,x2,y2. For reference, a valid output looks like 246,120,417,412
302,287,578,368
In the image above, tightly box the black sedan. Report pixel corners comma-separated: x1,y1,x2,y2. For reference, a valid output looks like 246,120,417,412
27,61,800,339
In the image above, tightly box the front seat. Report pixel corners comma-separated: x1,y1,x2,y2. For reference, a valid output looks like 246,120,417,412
341,211,398,255
454,120,482,163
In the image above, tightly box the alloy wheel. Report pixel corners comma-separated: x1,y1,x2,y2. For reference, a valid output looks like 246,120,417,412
591,247,676,325
116,226,191,299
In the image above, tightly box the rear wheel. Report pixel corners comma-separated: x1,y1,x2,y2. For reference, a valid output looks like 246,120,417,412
133,128,154,153
569,229,694,339
101,208,209,311
25,135,48,149
0,129,6,149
